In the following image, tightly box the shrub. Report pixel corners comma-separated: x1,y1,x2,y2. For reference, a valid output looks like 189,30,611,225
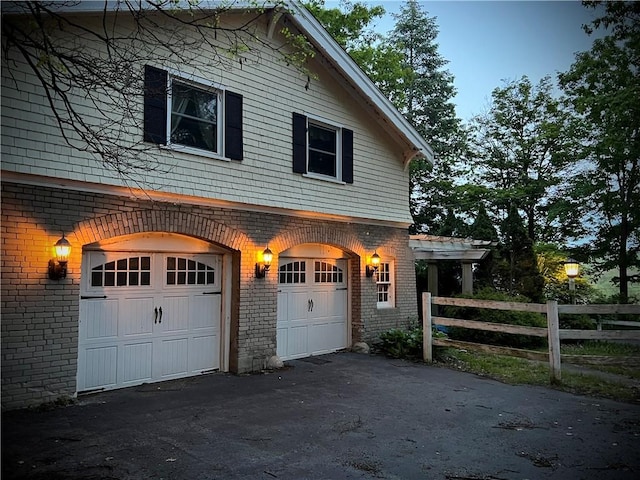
442,289,547,349
378,325,423,359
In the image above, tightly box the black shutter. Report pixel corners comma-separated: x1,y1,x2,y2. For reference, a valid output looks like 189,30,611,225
292,112,307,174
342,128,353,184
143,65,167,145
224,90,243,161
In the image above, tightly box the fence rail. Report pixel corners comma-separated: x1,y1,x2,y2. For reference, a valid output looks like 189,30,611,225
422,292,640,383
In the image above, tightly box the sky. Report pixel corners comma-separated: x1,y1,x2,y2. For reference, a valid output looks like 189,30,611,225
325,0,606,121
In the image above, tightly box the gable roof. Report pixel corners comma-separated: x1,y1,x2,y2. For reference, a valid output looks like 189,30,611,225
282,1,433,167
3,0,434,167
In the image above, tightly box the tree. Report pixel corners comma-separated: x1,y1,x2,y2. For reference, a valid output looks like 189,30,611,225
2,0,313,184
304,0,410,100
558,1,640,302
468,76,579,243
496,204,544,302
388,0,467,234
468,204,498,290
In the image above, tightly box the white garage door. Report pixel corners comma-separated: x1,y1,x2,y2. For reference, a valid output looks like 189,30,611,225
77,251,222,392
276,258,348,360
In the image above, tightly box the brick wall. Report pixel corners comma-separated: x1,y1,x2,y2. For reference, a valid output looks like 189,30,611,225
1,181,417,410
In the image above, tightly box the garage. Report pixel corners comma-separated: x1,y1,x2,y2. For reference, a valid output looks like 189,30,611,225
276,245,349,360
77,234,226,392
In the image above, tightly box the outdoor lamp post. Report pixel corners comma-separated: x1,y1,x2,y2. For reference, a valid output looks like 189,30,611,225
563,258,580,304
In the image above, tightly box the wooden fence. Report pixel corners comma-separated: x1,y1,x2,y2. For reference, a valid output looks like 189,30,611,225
421,292,640,383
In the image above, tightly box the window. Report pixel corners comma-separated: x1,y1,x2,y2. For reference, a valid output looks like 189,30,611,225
292,112,353,183
170,81,219,152
278,261,306,284
144,65,243,160
314,261,344,283
376,262,394,308
166,257,215,286
91,256,151,287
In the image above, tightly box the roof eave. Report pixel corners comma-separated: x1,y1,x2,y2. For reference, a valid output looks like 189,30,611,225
283,1,434,166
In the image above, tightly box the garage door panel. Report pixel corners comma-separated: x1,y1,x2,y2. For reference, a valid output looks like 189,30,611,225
122,342,153,383
82,299,119,340
287,325,309,358
309,323,329,355
289,291,311,323
121,297,154,337
82,346,118,389
191,295,220,330
327,290,348,322
161,296,189,333
276,327,288,358
310,291,328,318
159,337,189,377
190,335,219,371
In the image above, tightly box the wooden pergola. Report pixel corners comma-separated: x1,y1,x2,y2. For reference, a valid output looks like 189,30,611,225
409,235,495,295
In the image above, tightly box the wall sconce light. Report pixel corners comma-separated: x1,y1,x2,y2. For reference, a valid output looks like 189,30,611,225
255,246,273,278
48,234,71,280
366,251,381,277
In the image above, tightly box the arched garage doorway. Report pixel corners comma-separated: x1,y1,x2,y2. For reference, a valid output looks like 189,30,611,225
276,243,351,360
77,233,232,393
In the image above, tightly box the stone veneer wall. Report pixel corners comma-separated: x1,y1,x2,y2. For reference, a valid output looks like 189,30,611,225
1,181,417,410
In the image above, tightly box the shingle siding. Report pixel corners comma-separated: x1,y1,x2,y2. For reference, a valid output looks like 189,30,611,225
1,13,413,224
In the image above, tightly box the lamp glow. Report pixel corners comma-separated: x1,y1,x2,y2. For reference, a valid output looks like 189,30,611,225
255,246,273,278
49,234,71,280
366,251,381,277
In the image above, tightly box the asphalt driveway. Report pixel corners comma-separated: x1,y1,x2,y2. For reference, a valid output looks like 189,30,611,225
2,352,639,479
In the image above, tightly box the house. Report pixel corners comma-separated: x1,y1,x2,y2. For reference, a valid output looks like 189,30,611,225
0,0,433,410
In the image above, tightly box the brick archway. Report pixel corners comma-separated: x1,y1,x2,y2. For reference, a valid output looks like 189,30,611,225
269,226,364,258
73,209,250,251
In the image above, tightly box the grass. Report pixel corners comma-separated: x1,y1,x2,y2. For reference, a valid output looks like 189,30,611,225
561,340,640,356
434,346,640,404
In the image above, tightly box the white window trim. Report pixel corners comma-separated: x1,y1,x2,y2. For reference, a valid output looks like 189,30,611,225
376,261,395,309
305,114,344,182
164,69,226,160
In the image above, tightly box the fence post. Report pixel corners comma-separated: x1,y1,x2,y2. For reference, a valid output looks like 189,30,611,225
546,300,561,384
423,292,433,363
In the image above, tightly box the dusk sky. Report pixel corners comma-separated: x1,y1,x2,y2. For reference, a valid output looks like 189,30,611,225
325,0,606,121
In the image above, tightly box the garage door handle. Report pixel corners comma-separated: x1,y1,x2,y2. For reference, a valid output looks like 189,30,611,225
154,307,158,324
159,307,163,323
310,299,314,312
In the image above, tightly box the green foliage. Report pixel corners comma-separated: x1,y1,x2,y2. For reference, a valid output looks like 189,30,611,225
557,2,640,302
389,0,467,234
443,289,547,349
469,205,498,242
377,325,423,359
467,75,579,243
304,0,385,50
468,205,499,291
495,204,545,302
535,243,594,303
304,0,411,100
